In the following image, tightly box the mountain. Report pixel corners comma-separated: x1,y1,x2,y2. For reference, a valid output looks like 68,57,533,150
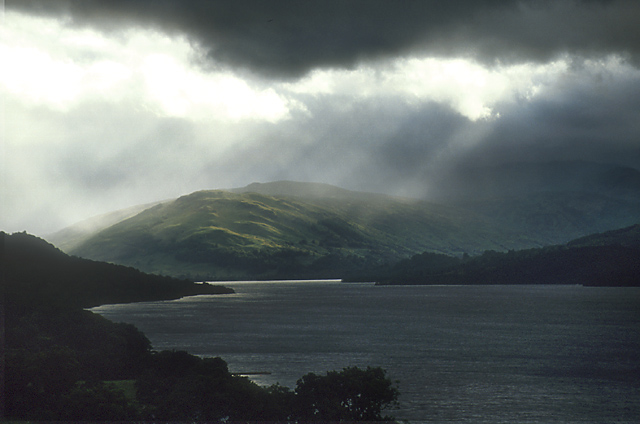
231,180,395,202
361,224,640,286
567,223,640,248
430,161,640,200
233,180,358,198
448,191,640,245
51,162,640,281
46,200,168,252
57,184,535,280
433,162,640,245
2,231,233,308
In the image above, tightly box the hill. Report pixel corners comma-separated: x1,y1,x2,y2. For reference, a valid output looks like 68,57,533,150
430,161,640,201
46,200,168,252
59,184,535,280
51,162,640,281
433,162,640,245
567,223,640,248
356,224,640,286
3,232,398,421
232,180,368,199
3,231,233,308
2,232,230,419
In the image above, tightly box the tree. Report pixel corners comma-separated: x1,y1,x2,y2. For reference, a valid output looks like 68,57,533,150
135,351,289,421
294,366,399,422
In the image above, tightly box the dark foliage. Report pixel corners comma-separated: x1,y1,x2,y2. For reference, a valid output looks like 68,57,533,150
3,231,233,309
134,355,399,422
134,350,294,421
2,231,399,422
294,366,400,422
4,300,151,421
360,224,640,286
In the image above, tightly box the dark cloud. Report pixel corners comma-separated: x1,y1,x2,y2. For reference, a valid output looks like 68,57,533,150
458,71,640,169
198,69,640,199
8,0,640,78
186,97,466,195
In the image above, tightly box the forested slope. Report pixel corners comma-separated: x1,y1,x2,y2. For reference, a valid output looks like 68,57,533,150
347,224,640,286
3,231,232,308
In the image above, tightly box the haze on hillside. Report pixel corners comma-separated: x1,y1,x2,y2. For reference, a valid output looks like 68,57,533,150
2,1,640,235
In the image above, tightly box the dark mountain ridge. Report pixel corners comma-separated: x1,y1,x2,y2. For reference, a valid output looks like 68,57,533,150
432,161,640,245
430,161,640,201
2,231,232,308
358,224,640,287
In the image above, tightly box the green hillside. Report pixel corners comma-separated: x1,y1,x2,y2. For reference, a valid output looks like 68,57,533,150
55,169,640,281
63,183,534,280
47,200,167,252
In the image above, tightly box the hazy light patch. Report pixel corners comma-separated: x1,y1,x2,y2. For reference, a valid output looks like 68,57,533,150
393,58,500,120
140,54,290,122
0,11,292,122
0,45,82,109
81,60,132,98
284,56,579,121
284,55,636,122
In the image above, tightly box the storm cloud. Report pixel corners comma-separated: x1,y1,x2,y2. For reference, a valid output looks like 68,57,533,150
2,1,640,235
9,0,640,77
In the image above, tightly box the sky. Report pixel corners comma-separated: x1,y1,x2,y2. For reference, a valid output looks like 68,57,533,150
2,0,640,236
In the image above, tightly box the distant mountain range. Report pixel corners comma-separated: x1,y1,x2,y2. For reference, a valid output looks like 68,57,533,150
352,224,640,286
432,161,640,244
47,161,640,281
429,161,640,200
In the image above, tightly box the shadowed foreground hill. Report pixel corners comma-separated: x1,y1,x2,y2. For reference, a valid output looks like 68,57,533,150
3,231,233,308
56,182,535,280
2,231,230,420
354,224,640,286
3,232,399,422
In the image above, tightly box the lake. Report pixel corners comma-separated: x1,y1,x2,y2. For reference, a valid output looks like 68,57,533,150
91,281,640,422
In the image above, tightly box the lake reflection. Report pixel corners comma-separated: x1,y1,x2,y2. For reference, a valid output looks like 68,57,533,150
92,282,640,422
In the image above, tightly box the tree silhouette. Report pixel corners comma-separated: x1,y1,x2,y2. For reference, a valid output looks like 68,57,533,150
294,366,400,421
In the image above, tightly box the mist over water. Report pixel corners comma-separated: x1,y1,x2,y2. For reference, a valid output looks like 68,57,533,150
92,282,640,422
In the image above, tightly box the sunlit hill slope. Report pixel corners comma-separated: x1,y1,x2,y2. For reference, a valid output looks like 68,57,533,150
54,182,534,280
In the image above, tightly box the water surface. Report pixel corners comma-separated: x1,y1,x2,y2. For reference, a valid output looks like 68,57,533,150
92,282,640,422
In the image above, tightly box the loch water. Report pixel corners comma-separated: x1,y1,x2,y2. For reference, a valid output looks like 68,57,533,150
92,281,640,422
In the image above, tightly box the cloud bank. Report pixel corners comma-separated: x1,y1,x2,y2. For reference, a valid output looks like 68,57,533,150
10,0,640,77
